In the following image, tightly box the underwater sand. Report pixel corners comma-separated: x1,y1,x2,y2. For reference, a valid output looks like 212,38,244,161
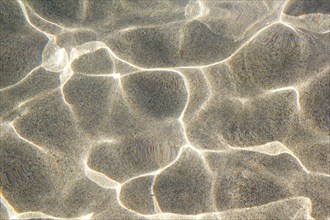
0,0,329,219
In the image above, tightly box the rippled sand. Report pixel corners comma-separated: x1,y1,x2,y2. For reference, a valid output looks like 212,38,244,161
0,0,329,219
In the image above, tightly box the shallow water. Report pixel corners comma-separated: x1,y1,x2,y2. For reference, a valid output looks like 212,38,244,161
0,0,329,219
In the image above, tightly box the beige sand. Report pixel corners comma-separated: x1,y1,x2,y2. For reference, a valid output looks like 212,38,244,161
0,0,329,219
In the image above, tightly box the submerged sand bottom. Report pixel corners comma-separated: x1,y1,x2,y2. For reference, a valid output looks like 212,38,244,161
0,0,329,219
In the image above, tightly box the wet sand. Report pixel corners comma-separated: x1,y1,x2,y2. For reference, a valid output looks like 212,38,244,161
0,0,329,219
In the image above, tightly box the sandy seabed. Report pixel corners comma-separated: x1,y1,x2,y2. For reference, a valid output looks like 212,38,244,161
0,0,329,219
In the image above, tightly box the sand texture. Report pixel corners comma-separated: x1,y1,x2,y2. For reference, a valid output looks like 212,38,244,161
0,0,329,219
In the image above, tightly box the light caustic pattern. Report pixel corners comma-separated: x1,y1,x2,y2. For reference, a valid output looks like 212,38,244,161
0,0,329,219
